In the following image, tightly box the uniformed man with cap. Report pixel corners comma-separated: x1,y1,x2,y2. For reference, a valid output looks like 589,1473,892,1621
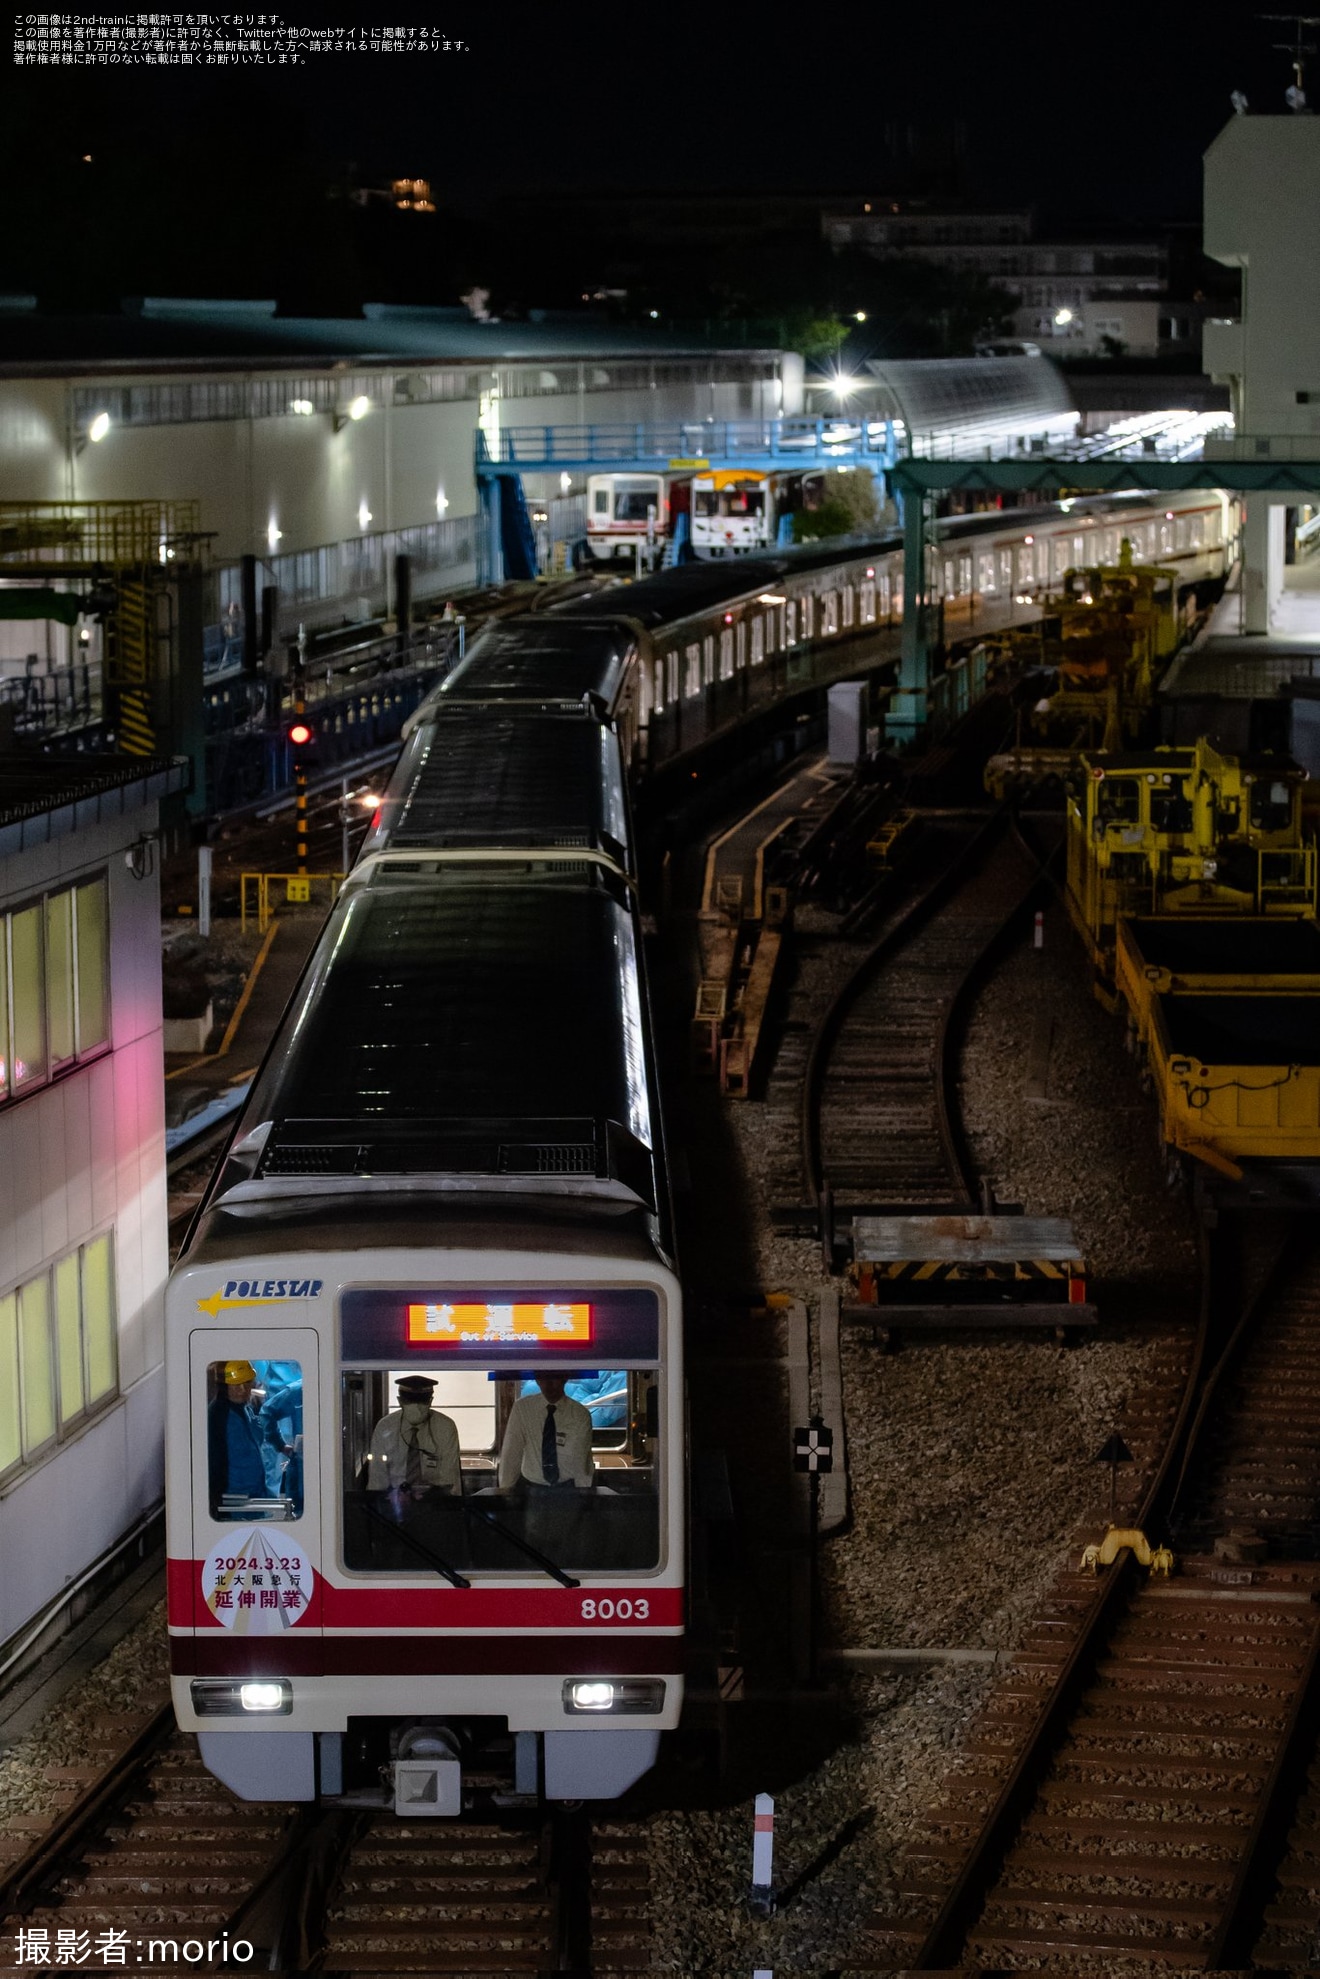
367,1375,462,1499
207,1359,274,1515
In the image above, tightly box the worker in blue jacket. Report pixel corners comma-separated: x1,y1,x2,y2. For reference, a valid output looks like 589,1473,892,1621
207,1359,273,1515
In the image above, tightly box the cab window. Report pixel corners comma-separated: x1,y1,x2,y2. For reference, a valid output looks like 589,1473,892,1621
206,1358,303,1521
1096,777,1140,824
339,1362,659,1575
1250,780,1292,834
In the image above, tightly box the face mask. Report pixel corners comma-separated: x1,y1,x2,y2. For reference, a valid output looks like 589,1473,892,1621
401,1403,431,1426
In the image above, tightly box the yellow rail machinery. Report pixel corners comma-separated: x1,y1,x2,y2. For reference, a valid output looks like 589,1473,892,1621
1139,980,1320,1185
1065,739,1317,985
986,543,1189,798
1049,546,1181,749
1115,916,1320,1055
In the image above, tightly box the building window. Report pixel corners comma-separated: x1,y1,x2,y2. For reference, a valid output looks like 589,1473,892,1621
0,1231,117,1480
1,875,110,1107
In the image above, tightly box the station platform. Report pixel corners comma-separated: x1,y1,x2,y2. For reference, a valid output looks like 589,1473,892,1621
1164,559,1320,700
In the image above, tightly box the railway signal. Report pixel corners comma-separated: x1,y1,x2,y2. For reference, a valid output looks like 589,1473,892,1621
287,715,314,875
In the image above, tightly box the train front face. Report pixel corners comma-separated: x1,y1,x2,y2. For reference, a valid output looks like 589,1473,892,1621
166,1226,683,1810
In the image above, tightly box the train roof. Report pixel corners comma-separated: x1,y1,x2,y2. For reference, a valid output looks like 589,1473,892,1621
554,493,1209,632
360,709,630,869
438,618,635,711
209,860,657,1211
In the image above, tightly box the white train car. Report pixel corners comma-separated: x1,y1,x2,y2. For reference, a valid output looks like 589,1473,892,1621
167,627,682,1813
585,473,667,564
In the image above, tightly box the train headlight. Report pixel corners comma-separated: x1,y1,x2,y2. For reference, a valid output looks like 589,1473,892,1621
190,1678,293,1716
563,1679,665,1715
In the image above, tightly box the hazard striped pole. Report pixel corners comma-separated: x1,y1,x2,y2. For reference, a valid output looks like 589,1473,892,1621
749,1793,775,1916
293,668,308,877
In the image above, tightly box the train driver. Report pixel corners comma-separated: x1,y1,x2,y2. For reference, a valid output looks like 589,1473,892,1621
498,1373,594,1491
367,1375,462,1499
207,1359,274,1514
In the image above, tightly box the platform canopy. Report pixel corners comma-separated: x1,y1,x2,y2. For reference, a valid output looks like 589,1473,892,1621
864,355,1076,453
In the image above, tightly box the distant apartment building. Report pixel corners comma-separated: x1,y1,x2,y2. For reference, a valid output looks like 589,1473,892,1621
823,202,1197,359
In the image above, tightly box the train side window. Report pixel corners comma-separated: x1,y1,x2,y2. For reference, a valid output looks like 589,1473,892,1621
206,1357,303,1520
593,489,609,515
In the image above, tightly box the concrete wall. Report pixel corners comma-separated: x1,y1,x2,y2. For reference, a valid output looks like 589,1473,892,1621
1204,114,1320,442
0,359,792,568
0,802,168,1642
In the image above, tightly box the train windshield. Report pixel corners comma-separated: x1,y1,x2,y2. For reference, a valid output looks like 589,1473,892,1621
694,485,766,518
340,1362,660,1576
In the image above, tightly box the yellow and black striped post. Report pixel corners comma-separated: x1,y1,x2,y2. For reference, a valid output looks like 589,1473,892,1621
291,670,309,876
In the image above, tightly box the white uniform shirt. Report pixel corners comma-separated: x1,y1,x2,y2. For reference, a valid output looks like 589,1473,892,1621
498,1391,594,1489
366,1409,461,1493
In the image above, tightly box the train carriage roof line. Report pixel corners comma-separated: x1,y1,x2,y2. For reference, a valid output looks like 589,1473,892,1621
207,863,658,1216
216,1111,657,1209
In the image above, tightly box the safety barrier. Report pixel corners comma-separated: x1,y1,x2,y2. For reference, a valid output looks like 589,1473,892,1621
240,870,345,935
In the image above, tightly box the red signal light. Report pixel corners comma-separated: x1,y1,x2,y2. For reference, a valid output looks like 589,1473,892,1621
288,722,313,746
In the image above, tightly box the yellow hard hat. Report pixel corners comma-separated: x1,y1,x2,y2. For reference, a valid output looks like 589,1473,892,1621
223,1359,257,1385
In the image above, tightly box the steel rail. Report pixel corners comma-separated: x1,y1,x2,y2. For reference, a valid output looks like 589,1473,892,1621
0,1703,176,1918
799,805,1009,1207
908,1217,1301,1969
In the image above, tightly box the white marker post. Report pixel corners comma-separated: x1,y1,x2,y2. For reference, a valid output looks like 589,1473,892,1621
198,845,212,938
749,1792,776,1916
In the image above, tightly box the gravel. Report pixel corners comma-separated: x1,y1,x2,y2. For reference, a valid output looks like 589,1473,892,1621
642,868,1200,1974
0,1601,170,1826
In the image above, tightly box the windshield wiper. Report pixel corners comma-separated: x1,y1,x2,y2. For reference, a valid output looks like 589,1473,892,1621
356,1492,470,1588
457,1496,581,1589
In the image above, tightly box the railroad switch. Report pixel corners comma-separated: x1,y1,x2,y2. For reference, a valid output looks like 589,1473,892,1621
1081,1527,1174,1575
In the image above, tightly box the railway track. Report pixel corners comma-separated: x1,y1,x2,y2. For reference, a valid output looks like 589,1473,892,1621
792,809,1055,1213
865,1233,1320,1974
0,1714,652,1976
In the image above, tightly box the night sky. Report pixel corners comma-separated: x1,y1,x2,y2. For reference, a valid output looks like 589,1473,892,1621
1,2,1304,218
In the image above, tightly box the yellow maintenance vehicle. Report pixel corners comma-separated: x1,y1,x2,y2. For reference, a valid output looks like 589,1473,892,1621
1065,738,1316,982
986,540,1186,797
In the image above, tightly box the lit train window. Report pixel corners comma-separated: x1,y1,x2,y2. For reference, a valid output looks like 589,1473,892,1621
822,592,838,635
1191,518,1204,549
206,1358,303,1521
978,553,995,594
702,636,715,685
861,580,876,623
735,621,747,668
719,630,734,680
785,601,798,645
751,617,765,665
653,658,665,711
942,560,955,595
842,585,855,629
666,653,679,703
684,645,700,697
801,595,815,639
340,1361,661,1576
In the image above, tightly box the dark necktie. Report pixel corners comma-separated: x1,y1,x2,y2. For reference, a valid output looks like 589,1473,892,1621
541,1405,559,1485
404,1422,424,1489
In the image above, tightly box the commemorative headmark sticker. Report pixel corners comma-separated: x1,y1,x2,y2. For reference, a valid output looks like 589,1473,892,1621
202,1526,315,1631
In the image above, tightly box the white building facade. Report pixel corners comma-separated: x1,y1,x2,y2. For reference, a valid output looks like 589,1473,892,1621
1202,114,1320,632
0,758,185,1644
